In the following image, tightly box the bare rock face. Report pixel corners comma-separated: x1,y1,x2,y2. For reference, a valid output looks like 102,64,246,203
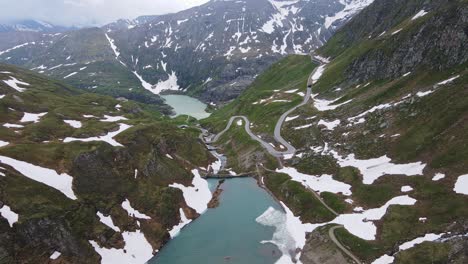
300,227,352,264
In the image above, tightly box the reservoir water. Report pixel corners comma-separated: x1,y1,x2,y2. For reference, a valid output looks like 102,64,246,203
150,178,282,264
161,94,211,120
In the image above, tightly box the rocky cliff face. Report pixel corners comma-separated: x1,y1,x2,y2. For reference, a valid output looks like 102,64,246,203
321,0,468,87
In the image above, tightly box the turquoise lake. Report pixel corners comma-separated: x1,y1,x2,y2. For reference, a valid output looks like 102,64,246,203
161,94,211,120
150,178,282,264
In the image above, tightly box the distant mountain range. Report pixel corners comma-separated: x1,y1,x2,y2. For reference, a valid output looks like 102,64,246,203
0,0,373,105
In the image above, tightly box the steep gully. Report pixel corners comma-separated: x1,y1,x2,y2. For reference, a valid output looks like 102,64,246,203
202,56,362,263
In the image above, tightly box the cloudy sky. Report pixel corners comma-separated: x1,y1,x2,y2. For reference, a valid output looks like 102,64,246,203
0,0,210,27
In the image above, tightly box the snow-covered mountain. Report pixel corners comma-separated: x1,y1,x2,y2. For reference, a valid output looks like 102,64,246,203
0,0,374,104
0,20,71,33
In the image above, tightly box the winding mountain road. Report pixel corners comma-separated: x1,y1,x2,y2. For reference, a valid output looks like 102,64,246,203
206,57,320,158
205,56,363,264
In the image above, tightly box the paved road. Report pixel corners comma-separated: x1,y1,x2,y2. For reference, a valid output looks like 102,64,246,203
206,56,362,263
207,58,321,158
329,225,363,264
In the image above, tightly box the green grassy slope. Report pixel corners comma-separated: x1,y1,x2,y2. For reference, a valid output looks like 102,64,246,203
0,64,213,263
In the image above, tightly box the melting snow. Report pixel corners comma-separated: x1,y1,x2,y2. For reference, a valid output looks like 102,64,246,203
277,167,352,195
97,212,120,232
411,10,428,20
169,169,212,214
0,140,9,147
50,251,61,260
329,150,426,184
285,115,299,122
318,119,341,130
401,186,413,192
20,112,47,123
0,205,18,227
168,208,192,238
324,0,374,29
100,115,128,122
454,174,468,195
432,173,445,181
64,120,82,128
311,94,352,111
64,123,131,147
121,199,151,219
3,76,30,92
89,230,153,264
0,155,77,199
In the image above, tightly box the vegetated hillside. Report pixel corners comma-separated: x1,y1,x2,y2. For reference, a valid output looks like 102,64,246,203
204,0,468,263
0,64,216,263
0,0,373,105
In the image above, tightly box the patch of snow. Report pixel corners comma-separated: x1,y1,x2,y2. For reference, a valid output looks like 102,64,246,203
332,195,417,240
401,186,413,192
0,155,77,199
97,212,120,232
20,112,47,123
50,251,61,260
399,233,444,250
3,123,24,128
64,120,82,128
294,123,313,130
3,76,30,92
0,205,18,227
436,75,460,86
277,167,352,195
311,94,352,111
100,115,128,122
63,72,77,79
329,151,426,184
285,115,299,122
169,169,212,214
0,140,9,147
454,174,468,195
89,230,153,264
168,208,192,238
411,10,428,20
371,254,394,264
318,119,341,130
432,173,445,181
121,199,151,219
64,123,131,147
324,0,374,29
